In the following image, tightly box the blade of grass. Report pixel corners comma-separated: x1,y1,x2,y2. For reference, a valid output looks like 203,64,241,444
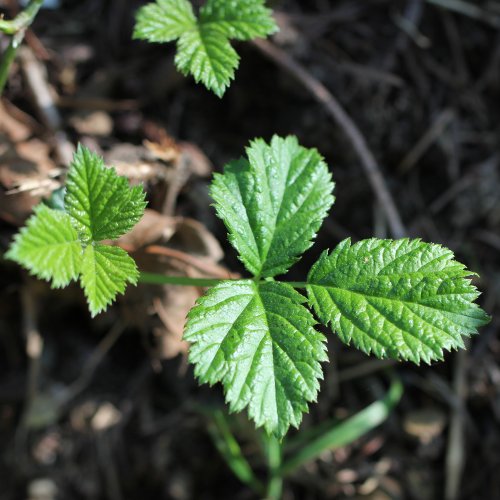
206,409,265,496
280,371,403,476
260,433,283,500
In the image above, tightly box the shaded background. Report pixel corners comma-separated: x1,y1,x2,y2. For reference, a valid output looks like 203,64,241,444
1,0,499,498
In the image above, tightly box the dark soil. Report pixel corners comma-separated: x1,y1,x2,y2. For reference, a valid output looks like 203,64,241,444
1,1,499,499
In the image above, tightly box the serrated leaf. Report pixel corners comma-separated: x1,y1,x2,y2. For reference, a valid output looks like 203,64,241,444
184,280,327,438
133,0,277,96
211,135,334,278
133,0,196,42
6,204,82,288
200,0,277,40
307,238,490,364
65,145,146,243
175,25,239,97
80,244,139,317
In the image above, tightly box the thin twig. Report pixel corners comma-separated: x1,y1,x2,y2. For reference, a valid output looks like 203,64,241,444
445,344,469,500
398,109,455,173
252,38,406,238
120,243,237,279
15,283,43,455
426,0,500,28
18,47,74,165
61,322,126,407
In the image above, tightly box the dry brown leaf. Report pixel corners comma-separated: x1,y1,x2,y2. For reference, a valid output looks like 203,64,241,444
0,136,60,225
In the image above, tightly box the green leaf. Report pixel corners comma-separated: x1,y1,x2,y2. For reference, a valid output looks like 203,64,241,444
6,204,82,288
7,144,146,316
133,0,278,97
200,0,277,40
184,280,327,438
65,145,146,243
211,135,334,278
80,244,139,317
307,238,490,364
133,0,196,43
175,24,239,97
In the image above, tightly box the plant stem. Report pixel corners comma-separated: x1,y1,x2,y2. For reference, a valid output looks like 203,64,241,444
140,272,310,289
0,0,44,34
0,30,22,94
0,0,44,94
284,281,307,288
139,272,224,287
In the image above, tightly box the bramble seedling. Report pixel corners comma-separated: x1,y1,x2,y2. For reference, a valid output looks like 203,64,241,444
133,0,278,97
6,145,147,316
8,136,490,439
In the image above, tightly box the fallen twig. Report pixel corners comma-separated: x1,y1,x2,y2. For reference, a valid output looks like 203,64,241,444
252,38,406,238
18,47,74,165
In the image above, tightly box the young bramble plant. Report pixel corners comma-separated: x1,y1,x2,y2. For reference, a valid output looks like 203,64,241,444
6,146,147,316
133,0,278,97
7,136,490,440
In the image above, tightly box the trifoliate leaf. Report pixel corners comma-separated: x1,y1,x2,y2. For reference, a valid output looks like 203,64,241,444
184,280,327,438
133,0,278,96
65,145,146,243
6,204,82,288
7,144,146,317
211,135,334,278
307,238,490,364
80,244,139,317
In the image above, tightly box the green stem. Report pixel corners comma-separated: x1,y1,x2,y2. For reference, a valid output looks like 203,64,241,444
0,30,22,94
284,281,307,288
139,272,224,287
0,0,44,94
139,272,310,289
0,0,44,34
265,435,283,500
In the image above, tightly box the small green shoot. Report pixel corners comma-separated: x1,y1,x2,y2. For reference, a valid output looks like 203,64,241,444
7,135,490,439
6,146,147,316
133,0,278,97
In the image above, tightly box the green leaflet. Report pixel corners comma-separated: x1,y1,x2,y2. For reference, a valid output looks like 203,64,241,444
175,24,239,97
133,0,278,97
65,144,145,243
6,204,82,288
81,245,139,316
7,146,146,316
211,135,334,278
133,0,196,43
307,238,490,364
184,280,327,439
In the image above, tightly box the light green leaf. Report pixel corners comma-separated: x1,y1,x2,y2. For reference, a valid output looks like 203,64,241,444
200,0,277,40
80,244,139,317
133,0,196,42
65,145,146,243
133,0,278,97
6,204,82,288
211,135,334,278
175,25,239,97
307,238,490,364
184,280,327,438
